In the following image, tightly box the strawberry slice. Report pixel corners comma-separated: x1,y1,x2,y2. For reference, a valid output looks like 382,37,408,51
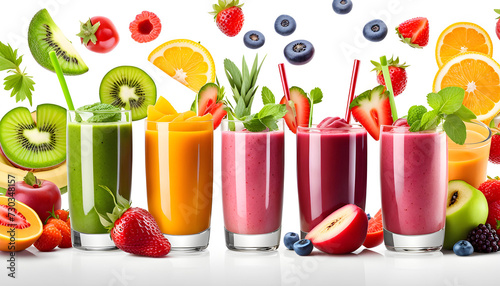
280,86,310,133
196,82,227,129
0,204,30,229
396,17,429,48
349,85,393,140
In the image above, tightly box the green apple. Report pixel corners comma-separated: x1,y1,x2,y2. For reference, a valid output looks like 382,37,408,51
444,180,488,249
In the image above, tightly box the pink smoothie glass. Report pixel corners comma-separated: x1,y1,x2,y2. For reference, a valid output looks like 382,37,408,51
380,125,448,252
296,123,367,238
221,119,285,251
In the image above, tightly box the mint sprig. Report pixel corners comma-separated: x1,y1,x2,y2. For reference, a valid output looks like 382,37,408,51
308,87,323,127
406,86,476,145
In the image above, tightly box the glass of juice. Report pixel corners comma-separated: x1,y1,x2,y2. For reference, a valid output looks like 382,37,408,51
296,124,367,238
380,125,448,252
448,121,491,188
145,119,213,251
67,109,133,250
221,119,285,251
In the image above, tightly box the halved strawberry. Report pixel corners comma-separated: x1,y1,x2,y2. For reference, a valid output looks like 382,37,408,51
396,17,429,48
280,86,310,133
349,85,393,140
197,82,227,129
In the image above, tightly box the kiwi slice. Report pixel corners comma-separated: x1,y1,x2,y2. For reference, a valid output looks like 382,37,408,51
28,9,88,75
99,66,157,121
0,104,67,169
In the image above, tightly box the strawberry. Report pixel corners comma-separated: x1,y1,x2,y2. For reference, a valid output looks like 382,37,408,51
371,56,408,97
47,208,69,222
280,86,310,134
66,217,70,228
396,17,429,48
47,218,72,248
486,200,500,235
196,81,227,129
210,0,244,37
489,133,500,164
496,9,500,40
349,85,394,140
34,224,62,252
478,176,500,203
97,186,171,257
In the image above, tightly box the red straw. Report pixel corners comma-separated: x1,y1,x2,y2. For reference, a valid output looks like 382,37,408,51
278,63,291,102
345,59,360,123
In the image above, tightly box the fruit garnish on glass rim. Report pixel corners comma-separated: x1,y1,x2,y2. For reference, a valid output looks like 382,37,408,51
405,86,476,145
371,56,408,97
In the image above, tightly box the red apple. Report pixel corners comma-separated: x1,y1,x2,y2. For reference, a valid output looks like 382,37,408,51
305,204,368,254
7,172,61,222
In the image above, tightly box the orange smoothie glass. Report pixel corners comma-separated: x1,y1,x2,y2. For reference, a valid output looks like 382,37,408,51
448,121,492,188
145,119,213,251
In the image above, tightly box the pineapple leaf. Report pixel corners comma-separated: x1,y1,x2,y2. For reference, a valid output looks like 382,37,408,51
224,58,242,91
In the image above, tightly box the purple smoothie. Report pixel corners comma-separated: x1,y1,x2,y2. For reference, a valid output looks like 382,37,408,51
380,126,448,235
296,123,367,234
222,129,285,234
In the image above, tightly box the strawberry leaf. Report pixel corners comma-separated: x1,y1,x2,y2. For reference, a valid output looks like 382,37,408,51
0,41,35,105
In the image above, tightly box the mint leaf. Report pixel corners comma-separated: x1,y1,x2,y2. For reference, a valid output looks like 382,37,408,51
454,105,476,122
409,120,421,132
438,86,465,114
258,104,287,120
443,114,466,145
261,86,275,105
309,87,323,104
420,110,440,130
407,105,427,126
427,93,443,110
260,115,279,131
243,118,266,132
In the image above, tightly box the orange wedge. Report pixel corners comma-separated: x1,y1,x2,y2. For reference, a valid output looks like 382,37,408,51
433,52,500,124
148,39,216,93
435,22,492,67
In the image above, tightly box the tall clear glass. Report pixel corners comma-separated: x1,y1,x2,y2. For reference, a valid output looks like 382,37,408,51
145,119,213,251
380,125,448,252
67,110,133,250
221,119,285,251
296,124,367,238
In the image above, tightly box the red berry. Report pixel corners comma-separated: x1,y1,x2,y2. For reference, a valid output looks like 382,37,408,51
489,134,500,164
47,218,72,248
486,201,500,235
54,209,69,222
129,11,161,43
396,17,429,48
478,177,500,202
372,56,408,97
34,224,62,252
211,0,245,37
496,10,500,40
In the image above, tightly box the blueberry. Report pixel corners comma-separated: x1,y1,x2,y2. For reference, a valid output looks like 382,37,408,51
284,232,300,250
293,239,313,256
275,15,296,36
243,30,265,49
284,40,315,65
367,213,371,220
363,19,387,42
332,0,353,15
453,240,474,256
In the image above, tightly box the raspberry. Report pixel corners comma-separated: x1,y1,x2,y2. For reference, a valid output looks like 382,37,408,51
466,223,500,253
129,11,161,43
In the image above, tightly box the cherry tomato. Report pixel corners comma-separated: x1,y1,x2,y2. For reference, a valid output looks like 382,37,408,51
78,16,119,53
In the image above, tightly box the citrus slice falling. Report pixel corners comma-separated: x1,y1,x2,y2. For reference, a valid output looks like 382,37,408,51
435,22,493,67
148,39,216,93
433,52,500,124
362,209,383,248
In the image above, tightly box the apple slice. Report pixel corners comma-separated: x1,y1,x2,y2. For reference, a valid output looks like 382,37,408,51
306,204,368,254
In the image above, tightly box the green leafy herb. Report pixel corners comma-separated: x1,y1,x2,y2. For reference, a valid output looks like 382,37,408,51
261,86,275,105
0,42,35,105
23,172,40,187
308,87,323,127
242,103,287,131
406,86,475,145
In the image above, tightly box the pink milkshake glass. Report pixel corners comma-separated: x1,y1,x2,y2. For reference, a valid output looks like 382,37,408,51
380,125,448,252
296,124,367,238
221,119,285,251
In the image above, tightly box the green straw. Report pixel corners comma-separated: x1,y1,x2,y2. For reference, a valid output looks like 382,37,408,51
49,51,75,111
380,55,398,121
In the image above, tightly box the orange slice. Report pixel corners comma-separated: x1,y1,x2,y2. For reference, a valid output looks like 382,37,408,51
435,22,492,67
433,52,500,124
148,39,216,93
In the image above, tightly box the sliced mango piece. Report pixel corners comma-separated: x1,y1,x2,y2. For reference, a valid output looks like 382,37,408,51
186,113,213,122
154,96,177,115
147,105,165,121
172,111,196,122
157,114,177,122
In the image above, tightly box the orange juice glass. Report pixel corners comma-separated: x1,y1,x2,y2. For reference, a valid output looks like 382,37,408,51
145,119,213,251
448,121,492,188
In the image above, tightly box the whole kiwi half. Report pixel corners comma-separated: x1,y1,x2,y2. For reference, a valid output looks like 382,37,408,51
0,104,67,169
99,66,157,121
28,8,88,75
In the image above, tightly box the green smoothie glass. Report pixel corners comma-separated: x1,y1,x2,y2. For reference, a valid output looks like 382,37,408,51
67,109,133,250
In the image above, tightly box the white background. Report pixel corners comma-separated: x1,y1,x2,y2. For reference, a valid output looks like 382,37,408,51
1,0,500,285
